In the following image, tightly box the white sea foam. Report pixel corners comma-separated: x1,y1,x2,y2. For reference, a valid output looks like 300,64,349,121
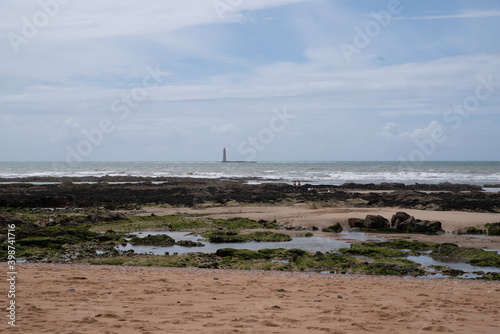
0,161,499,186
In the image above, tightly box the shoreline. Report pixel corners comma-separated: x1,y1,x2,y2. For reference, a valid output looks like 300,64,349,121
1,177,499,212
0,175,496,188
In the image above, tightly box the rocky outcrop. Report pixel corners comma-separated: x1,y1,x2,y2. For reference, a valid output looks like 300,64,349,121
0,179,498,211
347,215,389,229
364,215,389,229
339,182,482,192
347,218,365,228
348,212,443,234
390,212,411,228
390,212,443,233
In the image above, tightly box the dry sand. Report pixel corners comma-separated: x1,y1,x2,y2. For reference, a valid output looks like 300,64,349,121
2,263,499,334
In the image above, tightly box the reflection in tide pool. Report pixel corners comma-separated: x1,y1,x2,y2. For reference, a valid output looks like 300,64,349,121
340,230,383,242
117,231,351,255
407,255,500,274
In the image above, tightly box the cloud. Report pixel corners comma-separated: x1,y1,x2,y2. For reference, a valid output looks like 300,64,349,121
1,1,499,161
379,121,446,140
2,0,313,41
379,122,400,138
398,10,500,20
409,121,445,140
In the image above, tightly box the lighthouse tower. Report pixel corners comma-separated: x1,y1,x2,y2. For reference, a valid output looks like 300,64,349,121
222,148,227,162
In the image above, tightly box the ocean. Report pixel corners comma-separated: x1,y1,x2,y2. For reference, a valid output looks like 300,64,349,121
0,161,499,187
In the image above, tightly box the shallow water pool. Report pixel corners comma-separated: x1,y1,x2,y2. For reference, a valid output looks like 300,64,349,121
117,231,351,255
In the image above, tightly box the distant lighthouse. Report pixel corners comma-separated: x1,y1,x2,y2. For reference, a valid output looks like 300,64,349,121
221,148,256,163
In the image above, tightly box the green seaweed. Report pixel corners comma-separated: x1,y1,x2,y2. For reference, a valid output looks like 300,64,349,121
431,243,500,268
129,234,176,246
322,223,343,233
485,223,500,236
201,230,291,243
339,244,407,258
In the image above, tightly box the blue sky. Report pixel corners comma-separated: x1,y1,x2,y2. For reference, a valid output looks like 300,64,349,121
1,0,499,162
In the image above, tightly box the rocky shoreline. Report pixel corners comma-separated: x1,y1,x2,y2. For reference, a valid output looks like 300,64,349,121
0,177,498,212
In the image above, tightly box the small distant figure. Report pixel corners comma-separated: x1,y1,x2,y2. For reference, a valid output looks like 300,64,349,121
293,181,297,192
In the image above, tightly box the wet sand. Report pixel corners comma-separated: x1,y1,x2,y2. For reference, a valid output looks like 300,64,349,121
2,263,499,334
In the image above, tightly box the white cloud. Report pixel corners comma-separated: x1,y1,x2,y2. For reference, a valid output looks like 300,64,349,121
379,121,446,140
409,121,445,140
379,122,400,138
398,10,500,20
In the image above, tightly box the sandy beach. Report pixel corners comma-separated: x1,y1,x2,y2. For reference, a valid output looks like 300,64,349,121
2,263,499,333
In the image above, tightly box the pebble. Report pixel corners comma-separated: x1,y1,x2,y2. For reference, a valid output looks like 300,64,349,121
337,294,343,299
214,277,219,280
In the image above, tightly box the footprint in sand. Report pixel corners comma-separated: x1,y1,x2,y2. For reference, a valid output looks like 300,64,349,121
421,325,452,332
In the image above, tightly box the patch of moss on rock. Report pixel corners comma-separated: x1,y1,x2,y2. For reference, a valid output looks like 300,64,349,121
322,223,343,233
357,258,424,276
431,243,500,268
202,230,291,243
486,222,500,236
129,234,176,246
339,244,407,258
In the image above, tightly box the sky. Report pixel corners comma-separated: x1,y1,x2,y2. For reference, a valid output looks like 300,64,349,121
1,0,499,162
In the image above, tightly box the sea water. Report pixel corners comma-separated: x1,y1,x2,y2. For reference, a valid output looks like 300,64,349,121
1,161,499,186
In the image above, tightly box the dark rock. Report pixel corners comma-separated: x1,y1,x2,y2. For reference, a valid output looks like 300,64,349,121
390,212,411,229
347,218,364,228
322,223,343,233
363,215,389,229
0,213,25,227
389,212,444,234
412,220,443,233
175,240,204,247
129,234,176,246
486,222,500,236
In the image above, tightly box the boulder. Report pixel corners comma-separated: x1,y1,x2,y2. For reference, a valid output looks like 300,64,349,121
348,218,364,228
395,216,415,232
390,212,411,229
412,219,443,234
389,212,443,233
363,215,389,229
